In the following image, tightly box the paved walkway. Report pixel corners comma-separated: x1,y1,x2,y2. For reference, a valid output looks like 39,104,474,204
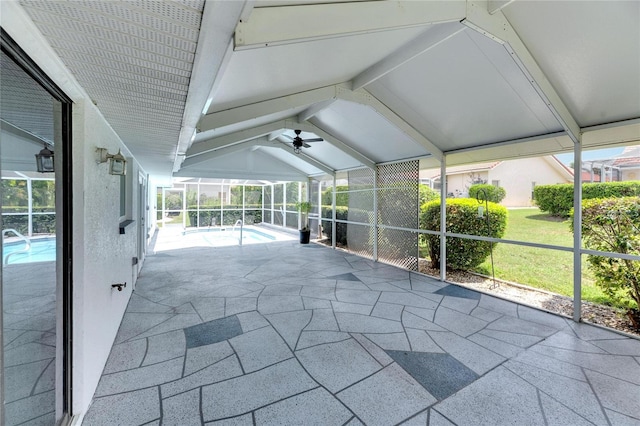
84,238,640,425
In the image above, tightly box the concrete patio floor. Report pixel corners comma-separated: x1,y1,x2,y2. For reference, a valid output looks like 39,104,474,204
83,236,640,425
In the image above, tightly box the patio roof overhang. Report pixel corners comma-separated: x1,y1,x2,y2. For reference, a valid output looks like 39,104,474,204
3,1,639,181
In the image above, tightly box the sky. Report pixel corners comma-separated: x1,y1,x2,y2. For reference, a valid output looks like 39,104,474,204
555,147,625,165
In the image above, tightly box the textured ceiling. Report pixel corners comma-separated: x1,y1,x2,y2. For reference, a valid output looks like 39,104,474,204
18,0,205,175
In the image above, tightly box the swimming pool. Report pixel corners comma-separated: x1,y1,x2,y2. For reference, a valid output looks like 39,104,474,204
184,227,276,247
3,237,56,265
154,225,297,252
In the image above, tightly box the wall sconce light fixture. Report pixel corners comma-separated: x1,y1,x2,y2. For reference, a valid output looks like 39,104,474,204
35,144,55,173
96,147,127,176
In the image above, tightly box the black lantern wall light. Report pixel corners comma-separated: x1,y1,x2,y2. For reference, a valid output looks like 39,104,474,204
35,143,55,172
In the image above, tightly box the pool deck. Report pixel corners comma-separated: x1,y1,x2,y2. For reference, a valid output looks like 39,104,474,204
83,235,640,425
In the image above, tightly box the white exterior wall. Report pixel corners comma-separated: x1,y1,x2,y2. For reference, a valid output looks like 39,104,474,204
489,157,571,207
2,3,147,418
444,172,487,197
72,100,142,414
621,167,640,181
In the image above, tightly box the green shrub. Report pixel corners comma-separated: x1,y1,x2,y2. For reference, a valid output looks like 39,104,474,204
573,197,640,309
421,198,508,270
535,181,640,217
469,184,506,203
320,206,348,244
419,184,439,205
321,186,349,207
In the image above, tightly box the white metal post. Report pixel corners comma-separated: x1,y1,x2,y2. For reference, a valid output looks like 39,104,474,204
27,177,33,237
373,167,378,261
573,140,583,322
196,182,200,228
242,184,245,225
440,155,447,282
332,176,336,249
270,185,274,225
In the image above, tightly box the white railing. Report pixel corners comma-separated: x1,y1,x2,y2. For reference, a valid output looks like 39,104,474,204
2,228,32,265
232,220,243,246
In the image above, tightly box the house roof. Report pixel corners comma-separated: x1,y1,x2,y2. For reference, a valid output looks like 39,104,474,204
613,146,640,167
3,1,640,180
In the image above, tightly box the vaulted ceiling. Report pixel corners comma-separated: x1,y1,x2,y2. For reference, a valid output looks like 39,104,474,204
6,0,640,181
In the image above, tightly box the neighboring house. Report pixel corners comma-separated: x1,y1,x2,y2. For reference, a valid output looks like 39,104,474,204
420,156,573,207
582,145,640,182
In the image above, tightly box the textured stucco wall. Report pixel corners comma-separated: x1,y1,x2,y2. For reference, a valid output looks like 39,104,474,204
72,99,142,414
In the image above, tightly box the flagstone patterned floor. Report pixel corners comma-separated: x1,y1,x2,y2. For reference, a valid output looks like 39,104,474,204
83,238,640,425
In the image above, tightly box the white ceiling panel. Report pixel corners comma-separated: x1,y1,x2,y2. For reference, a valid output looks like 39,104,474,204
209,26,430,112
503,1,640,127
276,132,361,171
368,27,564,151
175,146,311,181
312,100,429,162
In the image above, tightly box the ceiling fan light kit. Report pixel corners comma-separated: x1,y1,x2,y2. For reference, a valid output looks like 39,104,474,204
286,129,323,154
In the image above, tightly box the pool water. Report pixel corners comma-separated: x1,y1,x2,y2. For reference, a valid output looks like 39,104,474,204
184,228,276,247
154,226,297,252
3,237,56,264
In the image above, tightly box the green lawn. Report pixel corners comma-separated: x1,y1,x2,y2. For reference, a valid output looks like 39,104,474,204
472,208,615,306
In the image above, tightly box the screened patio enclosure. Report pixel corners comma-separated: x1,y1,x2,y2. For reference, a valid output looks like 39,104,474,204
11,1,639,325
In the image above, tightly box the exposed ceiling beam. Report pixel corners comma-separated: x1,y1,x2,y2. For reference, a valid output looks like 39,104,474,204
488,0,514,14
443,131,569,155
295,121,376,169
199,84,344,132
1,119,49,147
187,120,288,158
234,0,466,50
462,1,581,144
173,0,247,172
181,137,271,169
271,145,336,177
297,100,337,122
351,23,465,90
337,88,443,160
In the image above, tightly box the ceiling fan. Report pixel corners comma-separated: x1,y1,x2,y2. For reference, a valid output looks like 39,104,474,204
283,129,323,154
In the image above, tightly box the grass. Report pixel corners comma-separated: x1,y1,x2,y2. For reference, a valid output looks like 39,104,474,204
418,208,620,307
472,208,617,306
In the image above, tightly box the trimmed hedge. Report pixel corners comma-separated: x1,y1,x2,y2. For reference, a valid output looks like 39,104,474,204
321,186,349,207
573,197,640,309
535,181,640,217
419,185,439,205
420,198,508,270
320,206,348,244
469,184,506,203
1,214,56,235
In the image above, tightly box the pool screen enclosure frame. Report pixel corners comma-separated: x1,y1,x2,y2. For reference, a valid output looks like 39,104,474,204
158,140,639,326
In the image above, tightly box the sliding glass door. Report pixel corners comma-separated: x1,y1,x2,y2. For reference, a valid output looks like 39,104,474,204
1,31,72,425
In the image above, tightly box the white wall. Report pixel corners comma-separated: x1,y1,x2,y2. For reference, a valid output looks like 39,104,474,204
1,2,147,418
490,156,571,207
72,99,143,414
621,167,639,181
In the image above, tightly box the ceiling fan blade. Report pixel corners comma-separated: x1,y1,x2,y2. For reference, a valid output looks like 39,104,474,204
281,134,294,141
303,138,323,142
303,142,311,148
